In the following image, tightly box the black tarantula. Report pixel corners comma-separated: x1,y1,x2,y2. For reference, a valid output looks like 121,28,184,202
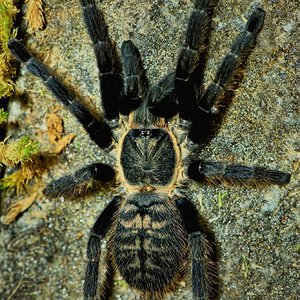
8,0,291,299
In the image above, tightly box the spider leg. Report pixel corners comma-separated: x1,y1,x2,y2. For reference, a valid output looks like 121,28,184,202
188,160,291,186
8,39,112,149
119,40,148,115
81,0,123,122
43,163,115,198
99,256,115,300
189,8,265,144
198,8,265,111
147,72,179,119
84,196,121,299
176,0,217,120
148,0,217,120
175,197,211,300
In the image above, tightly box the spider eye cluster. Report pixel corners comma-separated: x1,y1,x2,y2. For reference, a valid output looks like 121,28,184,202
131,128,159,138
140,129,151,137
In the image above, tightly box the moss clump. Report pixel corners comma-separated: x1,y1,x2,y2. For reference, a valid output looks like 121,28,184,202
0,136,41,191
0,136,39,166
0,0,18,98
0,157,44,191
0,108,8,124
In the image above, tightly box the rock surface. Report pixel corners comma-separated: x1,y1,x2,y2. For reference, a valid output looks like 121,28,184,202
0,0,299,299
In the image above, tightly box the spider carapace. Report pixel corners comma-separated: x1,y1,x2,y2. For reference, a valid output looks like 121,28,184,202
8,0,291,299
120,128,177,186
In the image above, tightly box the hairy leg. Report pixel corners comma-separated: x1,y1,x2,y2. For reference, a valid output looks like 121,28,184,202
84,196,121,299
176,0,217,120
8,39,112,148
147,72,179,119
119,40,148,115
188,160,291,186
176,197,212,300
189,8,265,145
43,163,115,198
148,0,217,120
81,0,123,122
198,8,265,111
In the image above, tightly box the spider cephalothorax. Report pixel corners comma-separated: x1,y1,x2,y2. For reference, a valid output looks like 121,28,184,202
8,0,291,299
119,127,178,186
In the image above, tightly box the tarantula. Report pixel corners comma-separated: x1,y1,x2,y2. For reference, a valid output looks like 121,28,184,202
8,0,291,299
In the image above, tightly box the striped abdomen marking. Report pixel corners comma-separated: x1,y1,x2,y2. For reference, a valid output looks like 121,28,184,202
110,193,188,294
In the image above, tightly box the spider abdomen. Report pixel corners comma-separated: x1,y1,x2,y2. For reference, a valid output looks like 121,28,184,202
110,192,188,294
120,128,176,185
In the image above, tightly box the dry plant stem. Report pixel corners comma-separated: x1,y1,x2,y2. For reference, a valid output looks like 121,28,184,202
3,191,40,224
25,0,45,31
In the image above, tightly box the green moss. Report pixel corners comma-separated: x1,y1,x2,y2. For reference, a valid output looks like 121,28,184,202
0,169,26,191
14,136,40,163
0,136,42,191
0,0,18,98
0,136,40,167
241,255,250,279
0,108,8,124
217,191,228,208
